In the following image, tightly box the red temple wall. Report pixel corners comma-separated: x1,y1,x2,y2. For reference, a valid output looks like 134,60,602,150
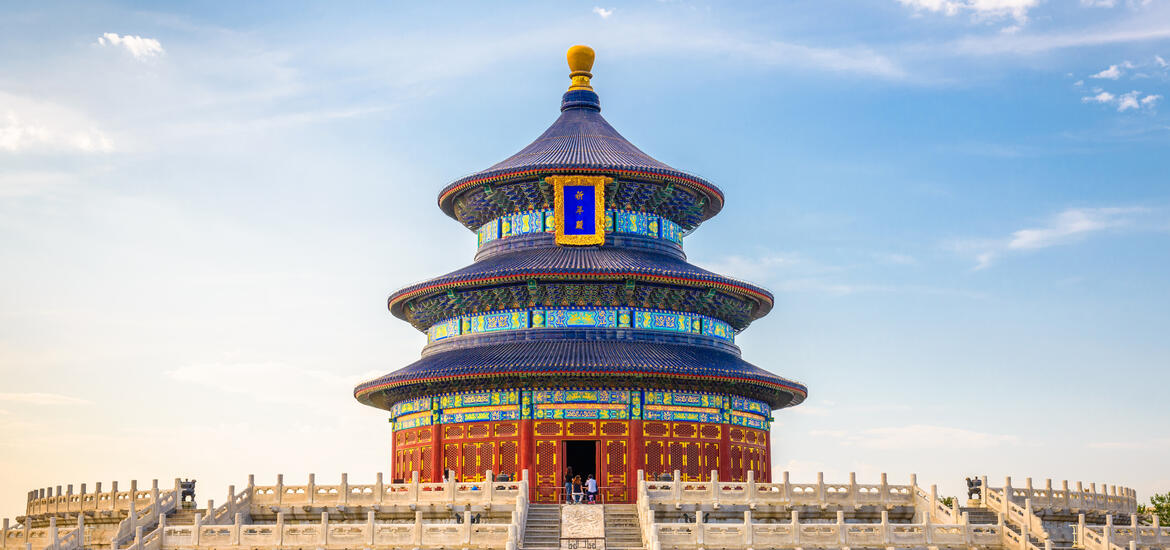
390,418,770,502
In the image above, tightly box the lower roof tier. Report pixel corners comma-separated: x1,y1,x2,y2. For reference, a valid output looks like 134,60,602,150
353,338,807,411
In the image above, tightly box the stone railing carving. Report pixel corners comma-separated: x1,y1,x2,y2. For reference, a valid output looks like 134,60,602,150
203,483,251,525
1078,514,1170,550
987,476,1137,516
159,511,516,550
647,509,1006,550
913,482,961,523
25,479,180,518
985,484,1048,540
2,516,85,550
248,471,527,509
110,484,178,548
639,469,915,509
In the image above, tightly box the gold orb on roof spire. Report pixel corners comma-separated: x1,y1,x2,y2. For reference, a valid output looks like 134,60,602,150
567,45,595,91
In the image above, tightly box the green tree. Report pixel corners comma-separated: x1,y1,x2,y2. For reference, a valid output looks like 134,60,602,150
1141,492,1170,525
940,496,955,508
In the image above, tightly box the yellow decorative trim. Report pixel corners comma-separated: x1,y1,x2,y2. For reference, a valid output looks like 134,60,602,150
550,175,609,246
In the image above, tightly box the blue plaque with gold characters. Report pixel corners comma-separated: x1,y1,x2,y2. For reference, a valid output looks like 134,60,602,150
549,175,609,246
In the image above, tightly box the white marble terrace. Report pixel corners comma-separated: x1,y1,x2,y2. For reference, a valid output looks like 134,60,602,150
4,471,1156,550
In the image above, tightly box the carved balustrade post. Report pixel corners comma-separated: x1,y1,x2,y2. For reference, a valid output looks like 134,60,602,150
375,472,383,506
743,510,753,547
880,473,889,508
366,510,375,546
340,473,348,506
307,474,315,507
319,512,327,547
193,513,202,546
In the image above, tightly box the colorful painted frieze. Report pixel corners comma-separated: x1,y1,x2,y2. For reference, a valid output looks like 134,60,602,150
428,318,461,342
635,310,693,332
439,390,520,409
644,391,724,409
391,396,432,418
534,403,628,420
701,317,735,342
541,309,618,328
730,410,768,430
476,219,500,247
643,405,722,423
533,390,630,404
441,405,521,424
731,395,769,415
615,210,658,237
393,411,432,431
466,310,529,333
660,218,684,244
476,208,685,249
503,210,545,238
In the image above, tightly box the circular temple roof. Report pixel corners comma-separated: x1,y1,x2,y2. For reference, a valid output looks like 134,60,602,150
437,72,724,225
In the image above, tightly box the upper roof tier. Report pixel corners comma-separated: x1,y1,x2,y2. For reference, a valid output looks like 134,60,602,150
438,46,725,231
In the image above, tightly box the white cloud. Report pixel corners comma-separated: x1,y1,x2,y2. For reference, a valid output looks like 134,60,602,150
1081,0,1116,6
1081,88,1160,112
896,0,1039,24
592,6,614,18
0,91,115,153
959,207,1153,268
1117,90,1142,110
0,392,90,405
1008,207,1146,249
1156,55,1168,67
1091,64,1123,79
813,424,1019,450
97,33,164,59
1081,90,1115,103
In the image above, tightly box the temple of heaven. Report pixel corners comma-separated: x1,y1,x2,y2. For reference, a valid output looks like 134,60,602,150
354,45,807,504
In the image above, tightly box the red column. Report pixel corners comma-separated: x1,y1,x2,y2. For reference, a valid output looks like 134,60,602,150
764,425,773,482
429,423,443,482
628,419,643,503
719,423,732,481
519,419,534,499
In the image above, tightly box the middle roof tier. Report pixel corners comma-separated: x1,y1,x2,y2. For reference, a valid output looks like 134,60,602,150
389,238,774,332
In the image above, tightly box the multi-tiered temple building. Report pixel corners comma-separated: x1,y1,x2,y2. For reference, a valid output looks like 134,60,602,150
353,45,807,503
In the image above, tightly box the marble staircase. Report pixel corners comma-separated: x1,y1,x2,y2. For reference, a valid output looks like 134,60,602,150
520,504,561,550
604,504,644,550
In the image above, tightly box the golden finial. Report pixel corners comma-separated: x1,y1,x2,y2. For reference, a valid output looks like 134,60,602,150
567,45,595,91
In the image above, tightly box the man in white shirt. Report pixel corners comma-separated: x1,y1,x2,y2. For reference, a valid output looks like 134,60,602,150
585,474,598,503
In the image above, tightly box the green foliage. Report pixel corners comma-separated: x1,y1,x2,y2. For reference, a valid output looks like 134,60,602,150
1148,492,1170,525
940,496,955,508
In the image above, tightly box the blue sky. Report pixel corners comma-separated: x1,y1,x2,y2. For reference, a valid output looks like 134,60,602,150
1,0,1168,518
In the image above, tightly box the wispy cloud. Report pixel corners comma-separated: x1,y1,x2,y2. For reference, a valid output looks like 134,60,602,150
896,0,1039,26
0,92,114,153
955,207,1155,268
1091,64,1124,79
0,392,90,405
97,33,164,60
812,424,1020,450
592,7,614,19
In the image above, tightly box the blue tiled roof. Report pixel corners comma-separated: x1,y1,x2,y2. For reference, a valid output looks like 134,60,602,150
387,245,774,319
438,90,724,220
353,337,807,410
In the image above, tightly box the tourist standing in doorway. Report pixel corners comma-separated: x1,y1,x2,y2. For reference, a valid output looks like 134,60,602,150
571,475,584,504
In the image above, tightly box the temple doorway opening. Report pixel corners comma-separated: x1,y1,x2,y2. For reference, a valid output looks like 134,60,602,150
565,440,597,484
